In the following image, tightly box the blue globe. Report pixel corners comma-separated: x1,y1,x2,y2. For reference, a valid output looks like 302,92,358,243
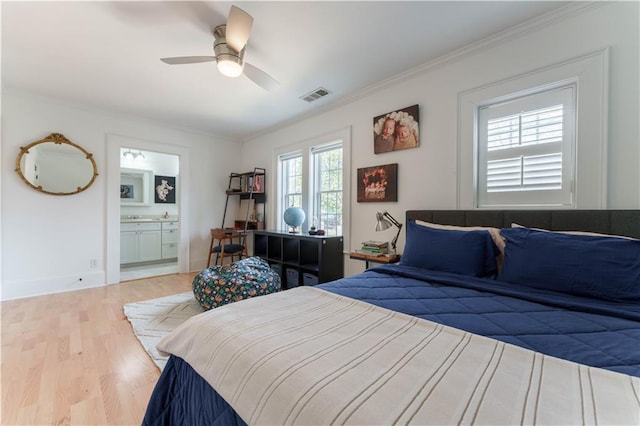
283,206,305,232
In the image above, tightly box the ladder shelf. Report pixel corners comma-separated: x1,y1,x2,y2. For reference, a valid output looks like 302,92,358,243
221,167,266,247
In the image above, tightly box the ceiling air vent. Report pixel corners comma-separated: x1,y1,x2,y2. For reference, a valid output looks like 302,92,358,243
301,87,331,103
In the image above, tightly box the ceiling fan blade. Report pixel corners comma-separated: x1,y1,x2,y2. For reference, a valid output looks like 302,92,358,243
226,5,253,52
244,63,279,91
160,56,215,65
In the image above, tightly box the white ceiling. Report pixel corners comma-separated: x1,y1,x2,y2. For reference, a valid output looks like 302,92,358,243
2,1,572,140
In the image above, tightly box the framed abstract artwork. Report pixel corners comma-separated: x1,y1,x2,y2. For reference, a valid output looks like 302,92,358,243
357,163,398,202
154,175,176,204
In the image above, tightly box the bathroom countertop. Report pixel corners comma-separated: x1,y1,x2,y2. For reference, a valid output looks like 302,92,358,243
120,217,179,223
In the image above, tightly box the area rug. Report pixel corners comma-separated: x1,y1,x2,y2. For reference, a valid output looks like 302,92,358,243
123,292,203,370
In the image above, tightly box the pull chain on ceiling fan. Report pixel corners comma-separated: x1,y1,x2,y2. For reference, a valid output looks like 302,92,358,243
160,5,279,91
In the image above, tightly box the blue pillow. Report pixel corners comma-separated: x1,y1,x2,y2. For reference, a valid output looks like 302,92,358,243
498,227,640,301
399,220,499,277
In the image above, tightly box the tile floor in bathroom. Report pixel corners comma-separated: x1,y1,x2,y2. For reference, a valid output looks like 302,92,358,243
120,261,179,282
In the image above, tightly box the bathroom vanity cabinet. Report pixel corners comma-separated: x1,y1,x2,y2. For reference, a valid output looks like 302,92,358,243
161,221,179,259
120,220,179,265
120,222,162,264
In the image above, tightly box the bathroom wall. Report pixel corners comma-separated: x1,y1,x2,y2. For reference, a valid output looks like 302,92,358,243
120,148,180,218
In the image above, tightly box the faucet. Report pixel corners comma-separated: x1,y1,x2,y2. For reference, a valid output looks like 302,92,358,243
163,211,169,219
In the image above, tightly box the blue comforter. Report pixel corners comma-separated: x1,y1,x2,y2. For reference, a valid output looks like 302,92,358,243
143,265,640,425
322,265,640,376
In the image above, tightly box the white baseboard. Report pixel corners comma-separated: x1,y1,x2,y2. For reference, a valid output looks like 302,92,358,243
0,271,106,301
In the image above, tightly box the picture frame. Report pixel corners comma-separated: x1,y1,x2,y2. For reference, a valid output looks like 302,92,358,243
154,175,176,204
373,104,420,154
357,163,398,202
120,184,134,199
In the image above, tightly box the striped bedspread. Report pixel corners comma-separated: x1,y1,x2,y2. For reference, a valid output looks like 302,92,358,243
158,287,640,425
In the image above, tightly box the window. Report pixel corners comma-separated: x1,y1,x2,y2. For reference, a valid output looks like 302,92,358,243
280,154,303,209
477,85,575,207
458,49,608,209
312,144,343,235
276,134,347,237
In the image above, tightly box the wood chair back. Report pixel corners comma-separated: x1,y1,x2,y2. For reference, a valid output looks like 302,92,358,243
207,228,248,267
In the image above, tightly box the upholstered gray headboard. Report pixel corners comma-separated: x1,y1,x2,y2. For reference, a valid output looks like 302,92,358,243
406,210,640,239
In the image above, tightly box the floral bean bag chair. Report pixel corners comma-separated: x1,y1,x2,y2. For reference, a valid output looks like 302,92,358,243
192,256,281,311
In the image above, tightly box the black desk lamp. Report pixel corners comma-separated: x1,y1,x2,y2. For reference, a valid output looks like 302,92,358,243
375,211,403,255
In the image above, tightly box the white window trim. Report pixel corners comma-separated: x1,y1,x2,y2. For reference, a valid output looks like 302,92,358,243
272,126,351,251
457,48,609,209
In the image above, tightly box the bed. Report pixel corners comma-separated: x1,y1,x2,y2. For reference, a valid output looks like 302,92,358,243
143,210,640,425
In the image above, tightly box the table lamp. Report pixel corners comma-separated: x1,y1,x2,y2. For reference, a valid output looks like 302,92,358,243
375,211,402,255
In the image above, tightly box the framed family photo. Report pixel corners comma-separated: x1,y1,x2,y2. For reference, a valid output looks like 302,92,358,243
373,104,420,154
357,163,398,202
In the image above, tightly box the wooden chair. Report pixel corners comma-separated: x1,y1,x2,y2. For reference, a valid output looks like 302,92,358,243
207,228,248,267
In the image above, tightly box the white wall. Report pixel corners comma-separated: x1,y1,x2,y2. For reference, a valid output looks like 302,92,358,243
240,2,639,277
1,90,242,300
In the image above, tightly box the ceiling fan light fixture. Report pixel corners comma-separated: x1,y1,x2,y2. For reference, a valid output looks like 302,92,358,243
213,26,245,78
162,16,278,90
217,56,244,78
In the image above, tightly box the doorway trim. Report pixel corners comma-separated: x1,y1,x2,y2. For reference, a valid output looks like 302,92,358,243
106,134,190,284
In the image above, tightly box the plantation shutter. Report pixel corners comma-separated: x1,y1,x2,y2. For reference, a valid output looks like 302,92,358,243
477,85,575,207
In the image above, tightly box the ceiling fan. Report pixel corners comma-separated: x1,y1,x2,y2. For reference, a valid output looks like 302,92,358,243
160,5,279,91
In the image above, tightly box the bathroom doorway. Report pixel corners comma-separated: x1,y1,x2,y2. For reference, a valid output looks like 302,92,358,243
106,134,190,285
119,147,180,281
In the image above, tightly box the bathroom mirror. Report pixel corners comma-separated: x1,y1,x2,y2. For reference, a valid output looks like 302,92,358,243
15,133,98,196
121,168,152,206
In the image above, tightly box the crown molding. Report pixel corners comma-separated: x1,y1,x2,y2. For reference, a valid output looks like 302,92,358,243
243,1,602,143
3,86,234,141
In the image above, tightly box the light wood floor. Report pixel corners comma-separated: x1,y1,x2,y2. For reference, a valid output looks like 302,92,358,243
1,273,195,425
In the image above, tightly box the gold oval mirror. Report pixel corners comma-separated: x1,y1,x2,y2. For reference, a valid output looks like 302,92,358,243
15,133,98,196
